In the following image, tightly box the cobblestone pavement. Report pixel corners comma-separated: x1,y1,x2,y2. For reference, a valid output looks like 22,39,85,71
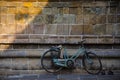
0,73,120,80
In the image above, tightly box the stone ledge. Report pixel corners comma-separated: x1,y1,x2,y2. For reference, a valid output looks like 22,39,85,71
0,49,120,58
0,70,120,76
0,34,120,44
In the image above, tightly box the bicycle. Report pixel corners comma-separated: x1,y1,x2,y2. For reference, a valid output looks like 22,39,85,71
41,40,102,74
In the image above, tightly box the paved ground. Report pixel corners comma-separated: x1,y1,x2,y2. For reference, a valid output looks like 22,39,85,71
0,73,120,80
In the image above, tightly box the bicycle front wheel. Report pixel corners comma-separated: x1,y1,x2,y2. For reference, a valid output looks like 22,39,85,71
41,50,63,73
82,52,102,74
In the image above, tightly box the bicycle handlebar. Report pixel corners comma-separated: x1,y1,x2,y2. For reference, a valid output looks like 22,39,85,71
77,39,86,44
56,40,86,48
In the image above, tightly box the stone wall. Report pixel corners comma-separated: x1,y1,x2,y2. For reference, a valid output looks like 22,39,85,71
0,0,120,74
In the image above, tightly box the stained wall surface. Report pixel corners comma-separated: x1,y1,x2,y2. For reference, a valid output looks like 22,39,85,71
0,0,120,74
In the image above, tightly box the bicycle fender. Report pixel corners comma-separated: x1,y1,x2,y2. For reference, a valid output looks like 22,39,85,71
49,47,60,52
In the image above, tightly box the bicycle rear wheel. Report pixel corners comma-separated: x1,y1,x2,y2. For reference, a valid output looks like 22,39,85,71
82,52,102,74
41,50,63,73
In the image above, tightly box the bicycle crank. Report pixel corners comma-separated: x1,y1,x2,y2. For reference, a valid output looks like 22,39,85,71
66,60,74,68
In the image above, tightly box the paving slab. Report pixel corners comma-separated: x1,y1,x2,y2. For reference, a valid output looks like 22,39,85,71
1,73,120,80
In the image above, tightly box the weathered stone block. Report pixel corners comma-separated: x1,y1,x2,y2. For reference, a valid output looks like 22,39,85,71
89,15,96,25
7,14,15,24
28,7,42,15
66,14,76,24
94,1,108,7
57,2,70,7
54,14,76,24
0,1,6,7
1,14,7,24
53,14,63,24
76,15,83,24
16,7,29,15
83,35,97,43
33,15,46,24
83,15,90,24
83,7,106,15
63,7,69,14
99,59,120,70
52,7,58,14
37,2,49,8
90,14,106,24
83,7,92,15
29,34,44,39
96,15,106,24
15,34,29,39
109,1,119,7
26,49,44,57
65,14,76,24
77,7,83,14
57,36,65,43
93,24,106,35
32,24,45,34
13,44,38,49
29,39,45,43
44,2,55,7
117,15,120,23
15,14,30,24
14,39,29,43
45,24,57,34
7,7,17,14
16,24,26,34
0,58,12,69
69,7,77,14
114,36,120,44
23,2,33,8
46,36,59,43
26,24,33,34
109,7,117,14
114,24,120,35
0,44,12,49
28,59,41,70
70,2,81,7
84,25,94,35
6,2,23,7
98,36,113,44
12,58,28,70
0,7,7,14
57,7,63,14
42,8,52,15
57,24,69,35
70,25,83,35
9,24,17,34
1,50,27,57
46,15,54,24
65,36,82,43
0,39,9,43
108,15,116,23
106,24,113,35
117,7,120,14
1,24,16,34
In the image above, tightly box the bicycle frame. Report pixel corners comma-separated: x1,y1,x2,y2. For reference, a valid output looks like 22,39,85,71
53,47,86,67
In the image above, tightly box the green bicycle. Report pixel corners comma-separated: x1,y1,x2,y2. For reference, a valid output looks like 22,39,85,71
41,40,102,74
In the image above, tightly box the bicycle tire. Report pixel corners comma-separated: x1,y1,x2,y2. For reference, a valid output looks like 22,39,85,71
82,52,102,75
41,50,63,73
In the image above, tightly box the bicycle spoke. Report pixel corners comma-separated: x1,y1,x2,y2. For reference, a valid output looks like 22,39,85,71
41,50,63,73
82,52,102,74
